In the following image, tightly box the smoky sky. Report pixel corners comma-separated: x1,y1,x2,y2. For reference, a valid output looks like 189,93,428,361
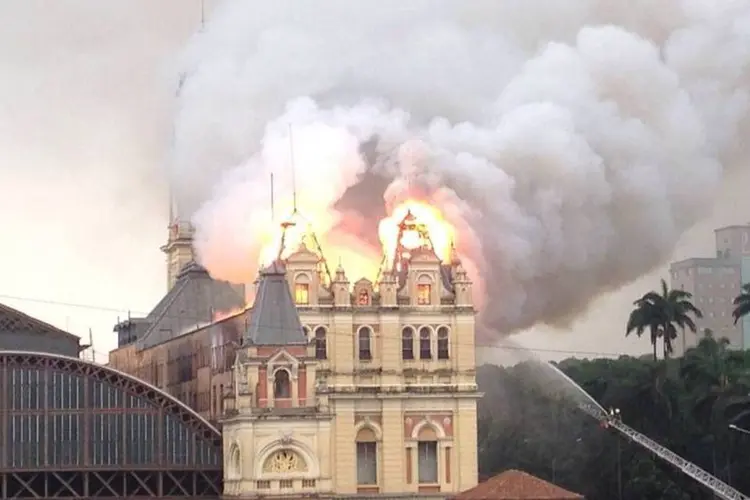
171,0,750,336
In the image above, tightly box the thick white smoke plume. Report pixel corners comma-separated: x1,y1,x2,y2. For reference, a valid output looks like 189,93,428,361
171,0,750,336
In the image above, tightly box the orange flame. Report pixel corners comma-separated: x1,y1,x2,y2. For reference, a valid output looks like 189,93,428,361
378,200,456,268
258,211,314,266
257,206,381,283
254,200,454,285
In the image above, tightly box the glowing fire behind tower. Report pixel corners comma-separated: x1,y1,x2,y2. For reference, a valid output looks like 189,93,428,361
255,198,457,285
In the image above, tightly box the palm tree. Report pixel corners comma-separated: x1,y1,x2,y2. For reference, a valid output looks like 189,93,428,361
627,298,663,361
732,283,750,325
627,279,703,359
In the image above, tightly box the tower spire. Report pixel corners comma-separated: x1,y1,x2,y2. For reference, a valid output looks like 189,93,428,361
271,172,276,222
289,124,297,214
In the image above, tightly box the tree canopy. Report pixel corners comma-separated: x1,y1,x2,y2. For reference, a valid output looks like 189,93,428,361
626,279,702,360
478,279,750,498
733,283,750,325
477,335,750,500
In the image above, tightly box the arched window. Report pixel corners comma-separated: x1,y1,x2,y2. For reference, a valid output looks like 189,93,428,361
314,326,327,360
356,427,378,485
358,327,372,361
437,326,450,360
273,369,291,399
402,327,415,360
419,327,432,360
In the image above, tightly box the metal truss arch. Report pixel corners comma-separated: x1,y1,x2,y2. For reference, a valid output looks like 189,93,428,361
0,350,220,442
0,350,223,498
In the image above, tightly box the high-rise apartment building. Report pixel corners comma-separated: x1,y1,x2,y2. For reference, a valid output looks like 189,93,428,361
670,224,750,352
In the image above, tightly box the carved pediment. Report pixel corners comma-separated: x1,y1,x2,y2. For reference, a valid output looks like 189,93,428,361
267,348,299,366
262,449,308,473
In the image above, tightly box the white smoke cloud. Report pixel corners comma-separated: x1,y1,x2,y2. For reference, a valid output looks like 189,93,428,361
172,0,749,335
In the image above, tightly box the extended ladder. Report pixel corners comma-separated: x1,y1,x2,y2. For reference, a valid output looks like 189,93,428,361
577,402,749,500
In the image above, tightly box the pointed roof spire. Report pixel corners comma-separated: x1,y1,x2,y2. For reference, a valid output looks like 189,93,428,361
289,123,298,214
334,258,348,282
449,239,461,265
244,261,307,346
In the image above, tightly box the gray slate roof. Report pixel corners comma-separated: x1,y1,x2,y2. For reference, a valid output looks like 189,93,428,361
0,302,81,340
135,260,245,350
245,261,307,346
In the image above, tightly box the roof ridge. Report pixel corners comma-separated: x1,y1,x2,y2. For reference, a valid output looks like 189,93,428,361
0,302,80,340
455,469,583,500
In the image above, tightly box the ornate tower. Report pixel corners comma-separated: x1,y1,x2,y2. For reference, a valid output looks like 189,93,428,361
221,205,480,497
160,211,196,291
160,198,245,297
222,261,331,497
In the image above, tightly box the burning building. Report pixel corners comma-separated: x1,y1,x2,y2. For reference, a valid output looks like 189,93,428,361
108,200,480,498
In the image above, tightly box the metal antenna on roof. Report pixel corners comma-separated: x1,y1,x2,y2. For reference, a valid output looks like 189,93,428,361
89,328,96,363
271,172,276,222
200,0,206,29
289,124,298,214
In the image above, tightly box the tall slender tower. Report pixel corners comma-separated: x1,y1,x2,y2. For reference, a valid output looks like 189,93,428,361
160,1,245,298
160,1,203,292
161,196,196,290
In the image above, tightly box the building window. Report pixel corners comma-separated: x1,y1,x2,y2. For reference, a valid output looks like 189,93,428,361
356,428,378,485
358,327,372,360
419,327,432,360
274,369,291,398
417,284,431,305
358,289,370,306
437,327,450,360
402,327,415,360
295,283,309,305
418,441,438,484
315,326,327,360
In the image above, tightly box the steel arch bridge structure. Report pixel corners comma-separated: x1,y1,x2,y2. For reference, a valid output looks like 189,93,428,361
0,351,223,499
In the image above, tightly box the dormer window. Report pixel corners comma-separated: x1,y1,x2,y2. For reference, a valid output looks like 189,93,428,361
417,284,431,305
273,369,291,399
358,289,370,306
295,283,309,305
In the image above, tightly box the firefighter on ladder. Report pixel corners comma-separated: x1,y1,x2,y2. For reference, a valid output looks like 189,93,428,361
600,407,621,429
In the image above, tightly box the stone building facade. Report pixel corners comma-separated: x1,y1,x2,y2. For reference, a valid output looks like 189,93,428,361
221,239,480,498
108,210,481,498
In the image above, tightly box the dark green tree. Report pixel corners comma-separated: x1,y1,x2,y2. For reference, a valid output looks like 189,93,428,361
627,279,702,359
627,298,663,361
477,334,750,500
732,283,750,325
